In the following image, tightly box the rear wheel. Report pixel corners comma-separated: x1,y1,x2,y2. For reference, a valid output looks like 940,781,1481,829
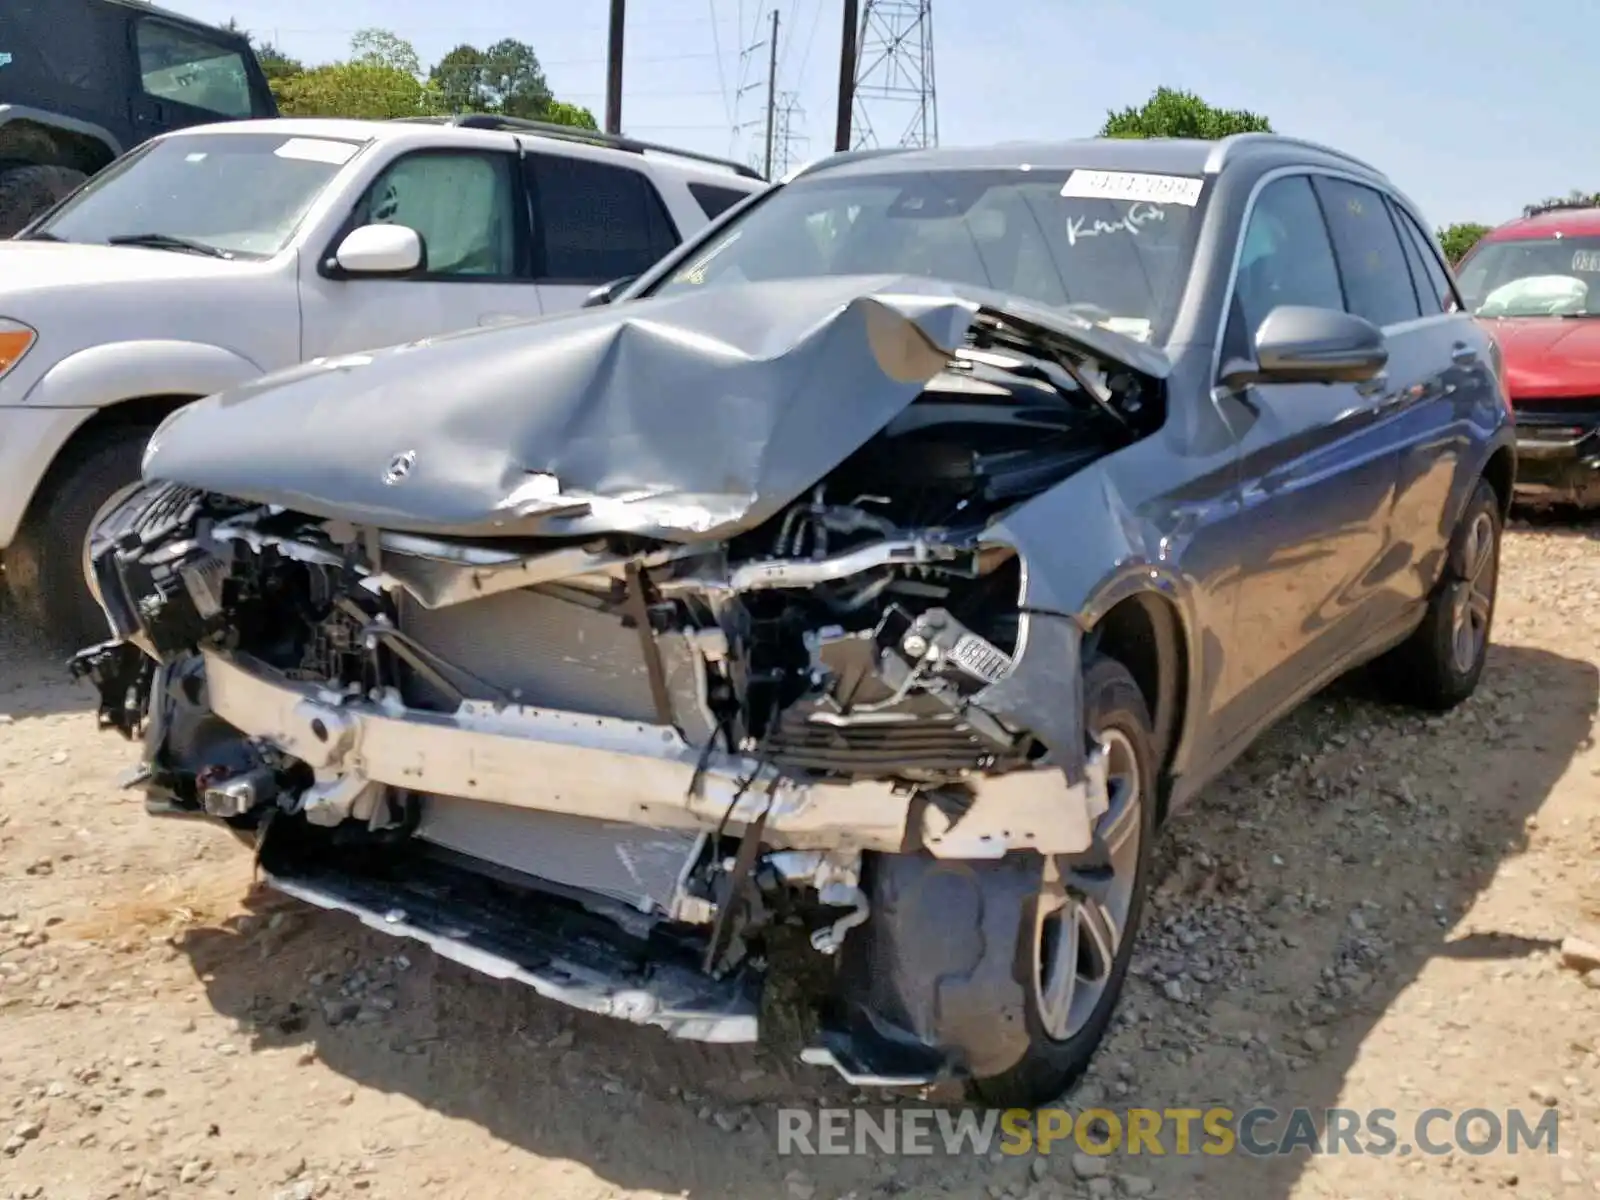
1375,477,1501,710
7,428,151,652
0,164,88,236
969,655,1157,1107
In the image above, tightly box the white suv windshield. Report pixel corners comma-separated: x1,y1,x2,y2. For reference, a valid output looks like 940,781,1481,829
31,132,366,259
1457,234,1600,318
651,168,1207,344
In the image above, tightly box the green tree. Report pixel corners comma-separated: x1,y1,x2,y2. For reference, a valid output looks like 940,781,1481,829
256,43,305,86
1099,87,1272,140
481,39,553,118
274,62,432,119
349,28,423,77
429,44,490,113
427,40,553,118
272,30,437,120
222,19,304,85
542,101,598,130
1437,222,1491,266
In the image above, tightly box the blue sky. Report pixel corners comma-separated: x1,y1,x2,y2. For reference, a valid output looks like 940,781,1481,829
167,0,1591,229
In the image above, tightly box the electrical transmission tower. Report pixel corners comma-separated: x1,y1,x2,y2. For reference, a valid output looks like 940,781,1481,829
772,91,809,177
850,0,938,150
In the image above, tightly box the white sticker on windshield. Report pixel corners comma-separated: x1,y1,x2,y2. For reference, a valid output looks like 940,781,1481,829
274,138,358,166
184,153,207,163
1060,170,1203,207
1572,249,1600,273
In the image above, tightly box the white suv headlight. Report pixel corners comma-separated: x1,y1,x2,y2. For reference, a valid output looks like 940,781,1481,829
0,319,37,380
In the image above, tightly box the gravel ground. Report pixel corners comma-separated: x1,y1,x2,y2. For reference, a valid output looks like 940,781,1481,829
1,514,1598,1200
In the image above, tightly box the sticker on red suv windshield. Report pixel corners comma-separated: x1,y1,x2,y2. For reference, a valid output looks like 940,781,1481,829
1060,170,1203,207
1571,249,1600,272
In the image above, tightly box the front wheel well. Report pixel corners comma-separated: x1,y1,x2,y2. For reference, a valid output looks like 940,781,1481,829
23,395,197,522
1482,446,1515,521
1085,592,1187,822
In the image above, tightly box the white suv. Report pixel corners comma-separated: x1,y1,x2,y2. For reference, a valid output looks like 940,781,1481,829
0,114,765,645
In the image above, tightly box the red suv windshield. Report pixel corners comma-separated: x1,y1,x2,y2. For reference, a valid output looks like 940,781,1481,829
1457,234,1600,317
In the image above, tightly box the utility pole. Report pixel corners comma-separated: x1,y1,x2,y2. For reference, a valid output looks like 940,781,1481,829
835,0,859,152
604,0,626,134
762,9,780,180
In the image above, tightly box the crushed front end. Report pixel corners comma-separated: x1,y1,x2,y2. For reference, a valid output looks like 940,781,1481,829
70,285,1163,1088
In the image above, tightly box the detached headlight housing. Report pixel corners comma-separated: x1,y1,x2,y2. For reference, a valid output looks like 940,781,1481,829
0,319,37,380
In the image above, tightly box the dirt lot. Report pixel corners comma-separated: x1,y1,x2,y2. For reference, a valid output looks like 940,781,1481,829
2,515,1598,1200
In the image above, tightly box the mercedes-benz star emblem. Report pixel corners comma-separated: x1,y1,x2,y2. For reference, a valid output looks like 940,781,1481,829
382,450,416,485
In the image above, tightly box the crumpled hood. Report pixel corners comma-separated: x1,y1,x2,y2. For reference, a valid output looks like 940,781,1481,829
142,274,1166,541
1482,316,1600,400
0,241,246,294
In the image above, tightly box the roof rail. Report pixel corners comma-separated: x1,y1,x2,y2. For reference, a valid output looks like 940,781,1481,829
389,114,765,181
780,146,914,183
1204,132,1384,178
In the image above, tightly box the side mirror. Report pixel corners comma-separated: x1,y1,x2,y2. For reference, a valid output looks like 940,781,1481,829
1221,305,1389,389
332,224,424,276
581,275,638,308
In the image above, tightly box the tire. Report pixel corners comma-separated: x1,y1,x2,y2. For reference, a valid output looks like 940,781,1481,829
1374,477,1502,711
0,164,89,237
968,655,1159,1108
6,428,151,653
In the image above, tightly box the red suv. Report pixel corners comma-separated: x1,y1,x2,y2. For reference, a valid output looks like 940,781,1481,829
1457,201,1600,506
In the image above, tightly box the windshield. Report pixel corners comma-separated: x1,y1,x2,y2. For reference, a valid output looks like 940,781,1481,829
649,168,1207,344
1456,234,1600,318
29,132,366,259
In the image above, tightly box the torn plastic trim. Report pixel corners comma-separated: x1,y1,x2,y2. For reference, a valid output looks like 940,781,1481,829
197,647,1107,859
262,872,760,1044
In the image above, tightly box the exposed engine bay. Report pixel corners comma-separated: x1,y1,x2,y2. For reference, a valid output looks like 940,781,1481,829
72,293,1162,1086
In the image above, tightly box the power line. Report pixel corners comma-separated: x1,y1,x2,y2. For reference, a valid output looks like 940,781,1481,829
795,0,826,82
707,0,734,127
557,90,729,101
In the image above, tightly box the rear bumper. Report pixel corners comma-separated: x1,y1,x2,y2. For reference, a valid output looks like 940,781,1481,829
200,647,1108,859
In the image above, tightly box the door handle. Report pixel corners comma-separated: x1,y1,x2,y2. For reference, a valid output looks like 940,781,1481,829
1451,342,1478,366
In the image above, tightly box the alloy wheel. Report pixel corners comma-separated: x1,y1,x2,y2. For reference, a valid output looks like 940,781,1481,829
1449,510,1497,675
1032,728,1144,1042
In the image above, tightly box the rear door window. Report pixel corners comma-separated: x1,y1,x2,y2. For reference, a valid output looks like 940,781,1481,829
689,182,753,220
1392,204,1460,314
134,18,255,119
526,153,680,283
1312,176,1422,328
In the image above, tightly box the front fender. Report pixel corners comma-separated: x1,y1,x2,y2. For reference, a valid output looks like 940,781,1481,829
988,461,1213,786
21,340,264,411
